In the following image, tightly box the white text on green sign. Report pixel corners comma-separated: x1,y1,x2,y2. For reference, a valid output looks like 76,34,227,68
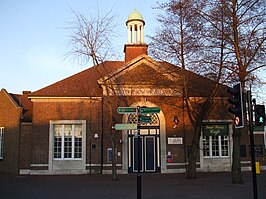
140,107,160,114
114,123,138,130
117,107,137,114
139,115,152,123
202,124,228,136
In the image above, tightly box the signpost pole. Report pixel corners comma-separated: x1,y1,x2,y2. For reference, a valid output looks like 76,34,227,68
247,90,258,199
137,106,141,199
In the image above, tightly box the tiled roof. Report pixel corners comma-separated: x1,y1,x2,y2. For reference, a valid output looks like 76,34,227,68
159,61,229,97
30,61,125,97
30,56,228,98
9,93,33,122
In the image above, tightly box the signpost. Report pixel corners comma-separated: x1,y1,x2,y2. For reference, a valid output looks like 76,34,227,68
139,115,152,123
115,106,160,199
139,107,160,114
114,123,137,130
117,107,137,114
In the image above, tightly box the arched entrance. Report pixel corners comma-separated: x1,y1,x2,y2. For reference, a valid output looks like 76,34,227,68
127,113,160,173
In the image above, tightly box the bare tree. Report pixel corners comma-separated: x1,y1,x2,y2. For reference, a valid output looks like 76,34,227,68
66,8,121,180
66,9,118,65
150,0,229,180
198,0,266,184
150,0,266,183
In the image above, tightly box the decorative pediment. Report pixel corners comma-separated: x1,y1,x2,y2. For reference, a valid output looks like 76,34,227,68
102,85,182,96
98,55,183,96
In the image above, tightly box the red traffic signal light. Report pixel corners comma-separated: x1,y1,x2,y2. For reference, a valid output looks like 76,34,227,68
227,83,244,128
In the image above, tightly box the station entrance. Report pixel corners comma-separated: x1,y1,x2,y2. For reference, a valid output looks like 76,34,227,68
127,113,160,173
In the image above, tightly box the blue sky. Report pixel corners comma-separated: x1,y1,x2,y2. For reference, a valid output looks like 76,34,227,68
0,0,165,94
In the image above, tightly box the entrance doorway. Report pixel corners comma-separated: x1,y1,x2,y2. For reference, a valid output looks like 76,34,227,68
127,114,160,173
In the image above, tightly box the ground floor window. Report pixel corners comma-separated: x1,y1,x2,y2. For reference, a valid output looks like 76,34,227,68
203,135,229,157
202,124,229,158
0,127,4,159
53,124,83,160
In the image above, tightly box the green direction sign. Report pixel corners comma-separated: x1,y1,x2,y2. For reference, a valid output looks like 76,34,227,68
117,107,137,114
114,123,138,130
139,115,152,123
140,107,160,114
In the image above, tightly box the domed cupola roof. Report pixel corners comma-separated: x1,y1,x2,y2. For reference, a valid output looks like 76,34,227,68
127,9,145,25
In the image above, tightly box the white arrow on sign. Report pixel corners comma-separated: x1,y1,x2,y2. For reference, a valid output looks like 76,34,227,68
114,123,138,130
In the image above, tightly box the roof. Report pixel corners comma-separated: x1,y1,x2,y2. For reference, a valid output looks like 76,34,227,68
0,89,33,122
160,61,229,97
30,54,228,99
127,9,144,22
30,61,125,97
98,55,229,97
11,93,33,122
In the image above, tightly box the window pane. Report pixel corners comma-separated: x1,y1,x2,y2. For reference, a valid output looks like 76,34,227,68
203,136,210,157
54,125,62,159
221,136,229,157
211,136,219,157
64,125,72,158
74,125,82,158
53,123,83,160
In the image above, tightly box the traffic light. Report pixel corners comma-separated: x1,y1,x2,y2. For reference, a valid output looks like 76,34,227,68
227,83,244,128
255,105,265,126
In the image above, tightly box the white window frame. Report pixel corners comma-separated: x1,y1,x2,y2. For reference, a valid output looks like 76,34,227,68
50,120,86,161
203,135,229,158
0,127,4,159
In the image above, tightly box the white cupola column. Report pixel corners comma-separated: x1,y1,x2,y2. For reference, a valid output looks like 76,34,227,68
126,9,145,45
137,24,141,43
141,25,144,43
127,25,131,43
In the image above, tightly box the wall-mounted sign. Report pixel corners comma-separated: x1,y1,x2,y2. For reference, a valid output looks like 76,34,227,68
203,124,228,136
168,137,183,145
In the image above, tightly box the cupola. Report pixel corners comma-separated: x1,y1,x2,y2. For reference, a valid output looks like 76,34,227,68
124,9,148,63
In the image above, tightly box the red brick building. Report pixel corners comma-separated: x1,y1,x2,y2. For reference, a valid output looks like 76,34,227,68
1,9,265,175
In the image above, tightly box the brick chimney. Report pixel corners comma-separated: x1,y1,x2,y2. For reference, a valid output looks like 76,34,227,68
124,44,148,62
22,91,31,97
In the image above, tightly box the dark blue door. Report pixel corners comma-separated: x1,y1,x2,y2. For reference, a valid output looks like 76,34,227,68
145,137,155,171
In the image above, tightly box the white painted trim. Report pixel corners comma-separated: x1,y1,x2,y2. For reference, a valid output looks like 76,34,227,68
29,96,102,99
200,121,233,170
121,100,166,174
202,120,232,123
30,164,49,167
166,162,200,166
241,161,251,164
253,131,265,135
30,97,102,102
19,169,30,175
49,120,86,171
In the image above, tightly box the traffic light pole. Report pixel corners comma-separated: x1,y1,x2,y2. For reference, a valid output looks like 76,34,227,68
247,90,258,199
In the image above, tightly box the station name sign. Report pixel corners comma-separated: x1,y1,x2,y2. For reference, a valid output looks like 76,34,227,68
103,86,182,96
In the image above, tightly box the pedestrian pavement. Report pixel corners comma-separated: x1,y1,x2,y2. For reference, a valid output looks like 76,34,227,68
0,171,265,199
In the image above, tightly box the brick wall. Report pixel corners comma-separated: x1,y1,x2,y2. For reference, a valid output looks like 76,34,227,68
0,90,21,175
19,123,32,169
31,98,103,167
